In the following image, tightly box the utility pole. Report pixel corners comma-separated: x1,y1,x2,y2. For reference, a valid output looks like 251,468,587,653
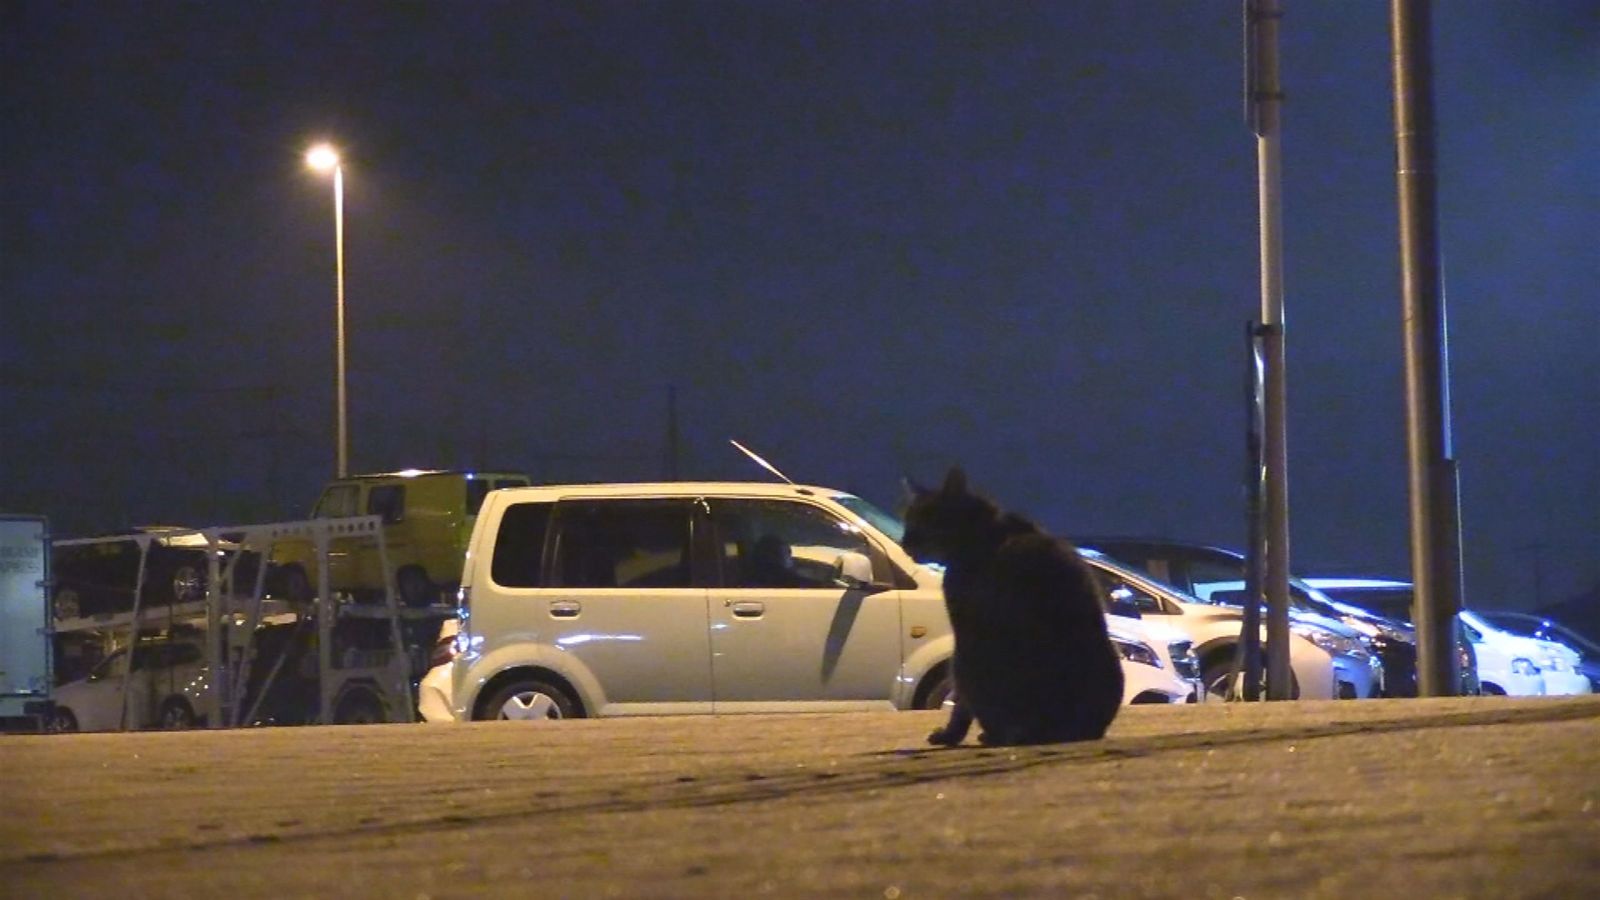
1391,0,1463,696
1246,0,1293,699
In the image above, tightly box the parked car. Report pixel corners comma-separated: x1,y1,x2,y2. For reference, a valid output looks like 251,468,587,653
1459,611,1590,697
49,633,208,732
1473,611,1600,692
272,469,530,608
51,526,266,621
1080,548,1379,700
1102,615,1203,705
1453,610,1550,697
417,619,460,723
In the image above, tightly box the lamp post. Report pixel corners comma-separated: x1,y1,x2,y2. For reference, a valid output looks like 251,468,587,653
305,143,348,478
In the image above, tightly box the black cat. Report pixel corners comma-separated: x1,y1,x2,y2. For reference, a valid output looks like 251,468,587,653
902,467,1124,747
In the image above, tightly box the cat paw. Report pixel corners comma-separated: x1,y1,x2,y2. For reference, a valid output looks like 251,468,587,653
927,727,963,747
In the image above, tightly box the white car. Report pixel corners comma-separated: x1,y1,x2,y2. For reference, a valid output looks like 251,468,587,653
1476,611,1598,694
1460,610,1589,697
1082,549,1382,701
50,637,209,732
417,618,459,723
1105,615,1203,705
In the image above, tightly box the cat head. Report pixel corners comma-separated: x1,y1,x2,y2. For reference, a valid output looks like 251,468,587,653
900,466,1000,565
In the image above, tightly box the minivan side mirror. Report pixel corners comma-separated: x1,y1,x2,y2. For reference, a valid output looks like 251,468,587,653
832,551,887,593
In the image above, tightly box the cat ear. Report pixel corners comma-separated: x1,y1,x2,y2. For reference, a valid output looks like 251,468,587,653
941,466,968,495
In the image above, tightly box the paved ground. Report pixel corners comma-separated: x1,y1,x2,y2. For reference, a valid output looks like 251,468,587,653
2,695,1598,898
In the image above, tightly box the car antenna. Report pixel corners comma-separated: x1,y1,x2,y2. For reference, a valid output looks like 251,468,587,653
729,439,795,485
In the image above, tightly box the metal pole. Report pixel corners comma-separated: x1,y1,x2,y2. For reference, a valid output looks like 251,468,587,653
1247,0,1293,699
333,164,349,479
1391,0,1462,696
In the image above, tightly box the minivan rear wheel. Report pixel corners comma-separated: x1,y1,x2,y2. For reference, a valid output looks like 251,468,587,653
482,679,578,721
919,672,954,710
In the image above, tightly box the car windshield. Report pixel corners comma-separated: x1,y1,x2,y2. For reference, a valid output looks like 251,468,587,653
1478,613,1599,654
1316,586,1414,622
833,495,903,543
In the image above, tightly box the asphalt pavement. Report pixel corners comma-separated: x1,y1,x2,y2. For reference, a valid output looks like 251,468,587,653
2,695,1598,898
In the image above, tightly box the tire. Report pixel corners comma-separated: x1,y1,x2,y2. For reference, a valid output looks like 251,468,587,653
48,707,79,733
277,565,313,604
158,698,197,730
1203,652,1262,702
52,588,81,620
481,678,579,721
170,562,206,604
1204,654,1298,701
333,688,388,724
916,668,954,710
397,568,436,608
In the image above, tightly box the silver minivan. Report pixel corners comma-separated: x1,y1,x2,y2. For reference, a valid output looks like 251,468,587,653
449,482,957,720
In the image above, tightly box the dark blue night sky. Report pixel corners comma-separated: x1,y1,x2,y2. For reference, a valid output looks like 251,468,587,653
3,1,1596,611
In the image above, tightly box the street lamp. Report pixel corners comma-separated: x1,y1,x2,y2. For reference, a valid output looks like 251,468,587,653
305,143,348,478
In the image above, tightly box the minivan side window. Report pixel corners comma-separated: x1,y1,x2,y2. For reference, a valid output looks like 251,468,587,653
709,499,873,589
314,485,360,518
549,500,694,589
367,485,405,524
491,502,554,587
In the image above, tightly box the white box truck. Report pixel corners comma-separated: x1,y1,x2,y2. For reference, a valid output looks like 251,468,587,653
1,514,54,731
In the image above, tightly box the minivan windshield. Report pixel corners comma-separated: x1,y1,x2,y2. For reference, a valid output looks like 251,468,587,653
833,495,903,543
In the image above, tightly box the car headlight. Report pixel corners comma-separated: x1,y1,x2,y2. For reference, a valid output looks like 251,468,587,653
1511,658,1540,676
1112,638,1162,669
1291,623,1368,659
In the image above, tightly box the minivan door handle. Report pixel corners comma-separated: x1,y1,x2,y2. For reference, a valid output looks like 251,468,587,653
729,600,765,619
549,600,582,618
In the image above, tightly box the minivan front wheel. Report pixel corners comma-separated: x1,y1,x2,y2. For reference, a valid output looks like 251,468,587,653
483,679,578,721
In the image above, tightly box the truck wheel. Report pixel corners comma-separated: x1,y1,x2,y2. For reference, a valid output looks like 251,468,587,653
277,565,313,604
334,688,388,724
397,568,436,608
158,698,197,730
481,679,578,721
170,562,207,604
52,588,81,620
48,708,79,733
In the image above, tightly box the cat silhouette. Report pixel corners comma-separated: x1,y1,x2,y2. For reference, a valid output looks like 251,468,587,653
902,467,1123,746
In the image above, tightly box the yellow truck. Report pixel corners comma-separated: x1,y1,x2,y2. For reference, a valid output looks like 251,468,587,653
274,470,530,607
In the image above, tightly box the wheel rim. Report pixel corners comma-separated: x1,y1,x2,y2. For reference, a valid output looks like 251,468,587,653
172,565,205,603
1206,668,1263,701
161,703,193,729
499,690,563,721
50,710,78,733
283,568,311,602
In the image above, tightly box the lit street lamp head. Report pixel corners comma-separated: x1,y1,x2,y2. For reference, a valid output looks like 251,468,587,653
305,143,340,173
